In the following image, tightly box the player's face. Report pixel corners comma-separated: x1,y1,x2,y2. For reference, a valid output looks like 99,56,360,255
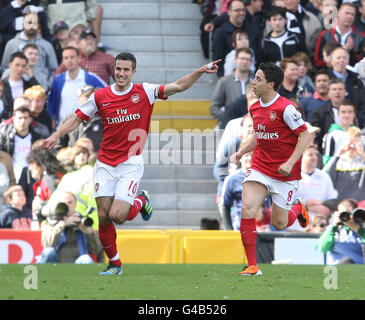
252,69,270,97
114,60,136,91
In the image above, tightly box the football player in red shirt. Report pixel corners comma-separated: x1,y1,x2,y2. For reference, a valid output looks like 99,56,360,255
42,52,220,275
231,62,312,276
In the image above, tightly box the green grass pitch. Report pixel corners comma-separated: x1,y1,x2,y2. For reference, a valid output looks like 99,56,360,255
1,263,364,300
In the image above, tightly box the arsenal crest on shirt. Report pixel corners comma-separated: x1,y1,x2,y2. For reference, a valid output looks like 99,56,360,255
131,93,139,103
270,111,276,121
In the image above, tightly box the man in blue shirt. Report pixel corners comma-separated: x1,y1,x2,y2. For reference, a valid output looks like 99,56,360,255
47,46,106,127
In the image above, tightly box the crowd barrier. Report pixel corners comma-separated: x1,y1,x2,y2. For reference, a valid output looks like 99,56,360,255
0,229,323,264
0,229,246,264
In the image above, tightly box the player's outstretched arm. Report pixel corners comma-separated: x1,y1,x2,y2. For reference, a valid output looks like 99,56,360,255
278,129,312,176
163,59,221,98
42,114,83,151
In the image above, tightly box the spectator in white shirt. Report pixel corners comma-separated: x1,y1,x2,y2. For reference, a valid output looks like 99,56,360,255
288,143,338,231
47,46,106,127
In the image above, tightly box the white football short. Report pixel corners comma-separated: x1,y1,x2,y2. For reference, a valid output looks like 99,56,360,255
93,156,144,204
242,168,299,210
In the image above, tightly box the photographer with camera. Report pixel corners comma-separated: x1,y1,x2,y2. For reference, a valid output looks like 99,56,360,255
316,198,365,264
37,191,101,264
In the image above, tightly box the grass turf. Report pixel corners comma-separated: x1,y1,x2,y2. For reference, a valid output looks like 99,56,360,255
1,263,364,300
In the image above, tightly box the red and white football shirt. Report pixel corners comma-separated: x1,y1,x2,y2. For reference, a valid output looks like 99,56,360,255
75,82,166,166
249,93,307,181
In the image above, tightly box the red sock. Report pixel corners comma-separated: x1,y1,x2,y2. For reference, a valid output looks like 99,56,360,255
240,218,257,266
127,196,146,221
286,203,302,228
98,222,121,267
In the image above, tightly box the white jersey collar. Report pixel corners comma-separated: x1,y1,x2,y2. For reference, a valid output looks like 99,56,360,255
259,93,280,107
111,82,133,96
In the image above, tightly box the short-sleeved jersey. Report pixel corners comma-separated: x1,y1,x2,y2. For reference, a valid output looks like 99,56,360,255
249,93,307,181
75,82,166,166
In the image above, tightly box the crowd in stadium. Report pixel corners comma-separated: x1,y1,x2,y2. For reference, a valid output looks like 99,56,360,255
0,0,364,264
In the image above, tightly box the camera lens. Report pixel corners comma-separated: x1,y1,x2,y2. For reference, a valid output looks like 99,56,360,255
82,217,93,227
339,211,351,222
353,209,365,224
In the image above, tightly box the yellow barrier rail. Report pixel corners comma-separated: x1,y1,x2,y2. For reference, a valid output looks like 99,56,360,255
115,229,247,264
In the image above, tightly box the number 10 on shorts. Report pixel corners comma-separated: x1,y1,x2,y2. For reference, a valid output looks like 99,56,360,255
128,180,138,197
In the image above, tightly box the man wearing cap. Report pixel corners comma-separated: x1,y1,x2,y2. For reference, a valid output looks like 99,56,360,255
52,21,71,65
40,0,105,50
53,30,115,84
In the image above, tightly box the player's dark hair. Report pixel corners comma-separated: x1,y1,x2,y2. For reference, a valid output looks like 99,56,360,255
257,62,284,91
115,52,137,70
